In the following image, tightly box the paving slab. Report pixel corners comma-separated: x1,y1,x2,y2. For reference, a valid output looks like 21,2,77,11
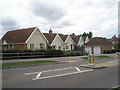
80,61,119,69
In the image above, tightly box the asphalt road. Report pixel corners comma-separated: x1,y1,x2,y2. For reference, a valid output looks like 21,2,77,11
2,56,119,88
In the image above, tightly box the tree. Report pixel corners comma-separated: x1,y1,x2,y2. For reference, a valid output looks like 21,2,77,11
88,31,93,38
82,31,93,38
82,32,87,37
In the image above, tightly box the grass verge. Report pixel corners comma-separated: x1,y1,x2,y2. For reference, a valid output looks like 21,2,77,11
112,86,120,90
2,60,58,68
81,55,112,60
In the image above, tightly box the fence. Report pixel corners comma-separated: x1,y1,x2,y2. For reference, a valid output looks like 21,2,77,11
1,51,87,60
1,52,64,60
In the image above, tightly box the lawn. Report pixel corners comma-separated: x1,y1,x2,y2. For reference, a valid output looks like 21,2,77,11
2,60,58,68
112,86,120,90
81,55,112,60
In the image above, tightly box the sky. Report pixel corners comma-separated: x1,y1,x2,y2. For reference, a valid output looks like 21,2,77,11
0,0,119,39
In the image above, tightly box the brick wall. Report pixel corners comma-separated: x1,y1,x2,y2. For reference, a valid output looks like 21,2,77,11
2,44,27,51
101,45,112,54
14,44,27,50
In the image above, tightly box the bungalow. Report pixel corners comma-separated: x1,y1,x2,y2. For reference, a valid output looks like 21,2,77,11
71,34,90,51
43,30,76,51
63,34,76,51
1,26,117,60
110,34,118,49
43,30,64,50
84,37,113,55
84,36,89,44
77,35,84,47
2,27,48,50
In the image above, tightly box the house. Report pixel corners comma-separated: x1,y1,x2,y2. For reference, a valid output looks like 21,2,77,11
63,34,76,51
1,27,95,52
77,35,84,47
43,30,57,49
43,30,65,50
2,27,48,50
84,36,89,44
43,30,76,51
0,39,2,51
110,34,118,49
84,37,113,55
71,34,90,51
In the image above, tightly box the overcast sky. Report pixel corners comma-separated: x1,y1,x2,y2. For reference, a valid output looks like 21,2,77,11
0,0,118,39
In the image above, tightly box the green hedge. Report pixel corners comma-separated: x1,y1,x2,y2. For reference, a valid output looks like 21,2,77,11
64,51,87,56
2,49,87,59
2,49,64,59
103,49,120,54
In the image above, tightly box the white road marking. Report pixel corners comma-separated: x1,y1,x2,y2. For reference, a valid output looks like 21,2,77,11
25,67,93,81
75,67,81,72
41,67,75,73
35,72,42,79
32,69,93,80
25,67,75,75
25,72,40,75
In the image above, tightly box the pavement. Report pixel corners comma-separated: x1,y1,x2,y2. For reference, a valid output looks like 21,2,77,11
80,60,118,69
2,54,119,88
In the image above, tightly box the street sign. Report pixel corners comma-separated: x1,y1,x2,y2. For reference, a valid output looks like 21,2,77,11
115,52,120,61
88,54,95,66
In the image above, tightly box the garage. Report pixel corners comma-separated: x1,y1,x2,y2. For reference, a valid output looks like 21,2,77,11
93,46,101,55
85,37,112,55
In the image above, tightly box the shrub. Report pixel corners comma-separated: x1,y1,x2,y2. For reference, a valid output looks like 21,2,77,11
64,51,87,57
2,49,64,59
103,49,120,54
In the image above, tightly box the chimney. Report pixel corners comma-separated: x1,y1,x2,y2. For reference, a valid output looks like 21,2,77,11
72,33,75,36
49,29,53,33
114,34,116,37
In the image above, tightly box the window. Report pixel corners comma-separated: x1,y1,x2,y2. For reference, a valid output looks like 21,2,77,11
8,45,10,49
66,45,69,49
12,45,14,49
112,41,115,44
40,43,44,49
30,44,34,49
58,46,62,50
52,45,56,49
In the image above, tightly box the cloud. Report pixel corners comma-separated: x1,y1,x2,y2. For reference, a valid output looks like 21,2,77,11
101,19,118,31
1,17,20,34
0,0,118,39
2,17,17,26
30,1,66,22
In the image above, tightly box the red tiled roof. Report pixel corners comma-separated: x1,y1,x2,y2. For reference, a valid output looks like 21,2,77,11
2,27,36,44
59,34,68,42
110,35,118,42
70,34,80,44
85,37,112,46
43,33,57,44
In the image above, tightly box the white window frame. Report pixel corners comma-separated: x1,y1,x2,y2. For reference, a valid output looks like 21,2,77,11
30,44,34,49
52,45,56,49
112,41,115,44
40,43,44,49
66,45,69,49
58,46,62,50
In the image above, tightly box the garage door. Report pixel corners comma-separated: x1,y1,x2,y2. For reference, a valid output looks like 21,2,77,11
93,46,101,55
